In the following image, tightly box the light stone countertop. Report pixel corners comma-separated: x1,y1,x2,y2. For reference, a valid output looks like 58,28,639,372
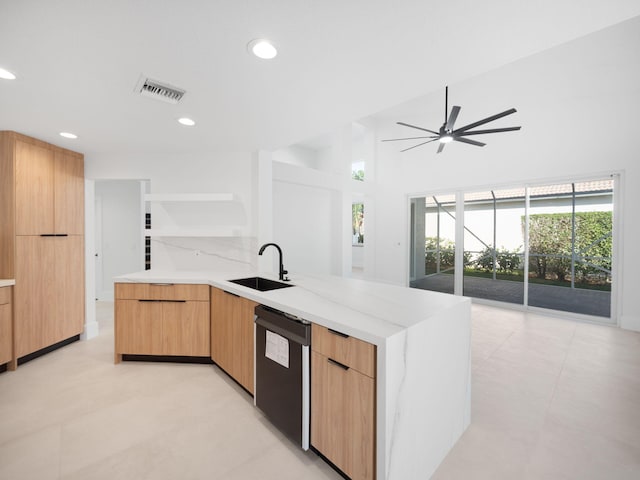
0,279,15,287
115,269,470,346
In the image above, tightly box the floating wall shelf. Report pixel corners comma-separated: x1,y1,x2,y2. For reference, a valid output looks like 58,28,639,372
144,193,236,202
145,227,247,238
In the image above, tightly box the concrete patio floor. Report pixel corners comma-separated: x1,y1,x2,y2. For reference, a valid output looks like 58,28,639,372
410,274,611,318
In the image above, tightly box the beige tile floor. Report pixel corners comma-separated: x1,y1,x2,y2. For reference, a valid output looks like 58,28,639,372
1,303,639,479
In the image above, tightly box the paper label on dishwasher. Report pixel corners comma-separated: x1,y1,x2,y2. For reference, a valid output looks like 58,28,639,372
265,330,289,368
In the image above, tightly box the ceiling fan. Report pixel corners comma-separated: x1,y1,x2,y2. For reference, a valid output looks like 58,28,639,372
382,86,521,153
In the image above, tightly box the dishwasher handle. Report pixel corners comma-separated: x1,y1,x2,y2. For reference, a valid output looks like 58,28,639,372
255,305,311,346
255,316,310,346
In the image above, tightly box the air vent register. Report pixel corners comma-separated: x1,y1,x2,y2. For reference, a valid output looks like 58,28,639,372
135,76,185,104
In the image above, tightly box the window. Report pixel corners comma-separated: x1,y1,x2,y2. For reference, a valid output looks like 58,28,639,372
352,161,365,181
352,203,364,245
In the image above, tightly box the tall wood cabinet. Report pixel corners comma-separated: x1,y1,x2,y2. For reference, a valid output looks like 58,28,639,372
0,131,85,361
210,287,258,394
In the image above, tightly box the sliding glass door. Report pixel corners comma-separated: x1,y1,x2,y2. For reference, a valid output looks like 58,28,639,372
409,177,615,321
410,195,456,295
527,180,613,317
463,188,525,305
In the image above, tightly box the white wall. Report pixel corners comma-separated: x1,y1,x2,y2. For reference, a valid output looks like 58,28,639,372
85,151,257,274
371,17,640,330
271,161,343,276
94,180,144,300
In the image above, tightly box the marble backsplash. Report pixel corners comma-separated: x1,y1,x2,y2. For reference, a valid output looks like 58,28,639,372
149,236,258,272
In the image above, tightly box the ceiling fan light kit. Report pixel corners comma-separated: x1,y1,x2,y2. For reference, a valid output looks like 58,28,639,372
383,86,521,153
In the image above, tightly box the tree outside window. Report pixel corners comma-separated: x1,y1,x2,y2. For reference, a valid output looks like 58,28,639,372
352,203,364,245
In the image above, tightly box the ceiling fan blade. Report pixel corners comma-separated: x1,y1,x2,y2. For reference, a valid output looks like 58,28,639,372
453,108,517,134
453,136,486,147
400,138,440,152
457,126,521,136
397,122,439,135
437,142,446,154
446,106,461,131
381,135,438,142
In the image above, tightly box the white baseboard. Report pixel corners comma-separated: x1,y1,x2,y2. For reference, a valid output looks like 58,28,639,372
620,314,640,332
81,320,100,340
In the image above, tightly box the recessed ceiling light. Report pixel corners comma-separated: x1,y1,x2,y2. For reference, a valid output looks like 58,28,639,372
0,67,16,80
59,132,78,139
178,117,195,126
247,39,277,59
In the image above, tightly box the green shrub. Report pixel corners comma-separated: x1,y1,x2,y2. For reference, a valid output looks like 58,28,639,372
526,212,611,284
425,237,470,273
474,246,522,273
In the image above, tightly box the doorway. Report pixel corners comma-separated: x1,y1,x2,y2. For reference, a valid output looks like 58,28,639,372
94,180,147,301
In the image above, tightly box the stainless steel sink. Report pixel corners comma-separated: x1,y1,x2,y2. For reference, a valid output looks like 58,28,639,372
228,276,294,292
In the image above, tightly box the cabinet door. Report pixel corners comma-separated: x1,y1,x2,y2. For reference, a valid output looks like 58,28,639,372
210,288,238,373
210,288,256,393
0,299,12,365
115,299,163,355
14,236,56,357
311,351,376,480
236,297,258,393
54,150,84,235
163,301,210,356
54,235,85,340
15,139,54,235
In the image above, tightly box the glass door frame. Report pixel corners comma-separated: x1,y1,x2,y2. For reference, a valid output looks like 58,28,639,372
407,172,621,326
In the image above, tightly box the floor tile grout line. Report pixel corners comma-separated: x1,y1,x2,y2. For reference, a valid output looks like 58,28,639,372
518,322,578,477
542,322,578,414
480,329,517,367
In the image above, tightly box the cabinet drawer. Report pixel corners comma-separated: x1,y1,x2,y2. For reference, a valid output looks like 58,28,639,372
312,324,375,378
115,283,209,301
0,287,11,305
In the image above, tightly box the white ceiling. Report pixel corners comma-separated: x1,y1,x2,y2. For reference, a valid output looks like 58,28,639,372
1,0,639,157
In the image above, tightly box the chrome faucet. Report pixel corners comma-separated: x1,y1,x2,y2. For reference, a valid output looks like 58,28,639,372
258,243,289,281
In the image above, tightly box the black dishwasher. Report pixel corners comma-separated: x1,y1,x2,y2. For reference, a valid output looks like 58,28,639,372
254,305,311,450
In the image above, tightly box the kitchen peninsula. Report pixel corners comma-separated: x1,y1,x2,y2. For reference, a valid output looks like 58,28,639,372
115,270,471,480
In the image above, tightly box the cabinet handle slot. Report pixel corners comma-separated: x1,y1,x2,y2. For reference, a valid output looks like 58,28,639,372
138,299,186,303
328,358,350,370
328,328,349,339
56,234,68,237
150,283,174,286
40,234,57,237
223,290,240,297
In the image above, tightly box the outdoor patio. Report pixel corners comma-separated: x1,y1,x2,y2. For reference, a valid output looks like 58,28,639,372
410,274,611,318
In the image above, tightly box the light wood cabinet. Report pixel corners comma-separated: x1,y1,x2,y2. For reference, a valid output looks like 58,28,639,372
210,287,258,394
0,286,14,369
311,324,376,480
53,149,85,235
15,139,54,235
0,131,85,362
114,283,210,362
